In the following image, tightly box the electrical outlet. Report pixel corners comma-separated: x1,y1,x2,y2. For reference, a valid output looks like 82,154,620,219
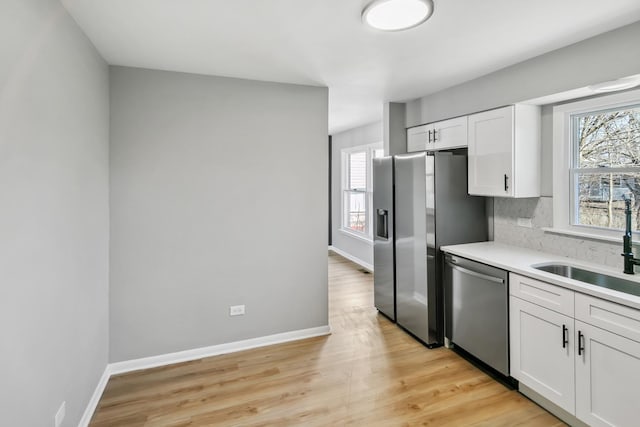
517,217,533,228
54,401,65,427
229,305,245,316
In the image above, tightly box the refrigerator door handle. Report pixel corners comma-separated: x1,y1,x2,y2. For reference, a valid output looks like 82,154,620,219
376,209,389,240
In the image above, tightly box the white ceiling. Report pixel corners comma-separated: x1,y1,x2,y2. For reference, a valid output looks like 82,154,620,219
61,0,640,134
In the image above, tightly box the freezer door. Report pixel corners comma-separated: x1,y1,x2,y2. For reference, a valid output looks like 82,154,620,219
373,157,395,320
394,152,432,344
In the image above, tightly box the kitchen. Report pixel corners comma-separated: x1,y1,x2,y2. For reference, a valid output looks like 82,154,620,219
334,2,640,425
370,97,640,426
3,0,640,426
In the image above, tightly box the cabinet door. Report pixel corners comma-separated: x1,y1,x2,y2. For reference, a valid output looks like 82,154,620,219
575,321,640,427
468,106,514,196
407,124,431,152
433,116,467,150
510,296,575,413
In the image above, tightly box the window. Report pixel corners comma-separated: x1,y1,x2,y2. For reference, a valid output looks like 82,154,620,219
341,144,384,239
553,89,640,240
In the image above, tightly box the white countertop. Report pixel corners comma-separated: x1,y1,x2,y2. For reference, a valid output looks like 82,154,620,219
440,241,640,310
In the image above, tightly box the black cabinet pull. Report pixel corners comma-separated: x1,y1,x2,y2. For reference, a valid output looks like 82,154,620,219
433,129,437,142
504,174,509,192
428,130,432,143
578,331,585,356
562,324,568,348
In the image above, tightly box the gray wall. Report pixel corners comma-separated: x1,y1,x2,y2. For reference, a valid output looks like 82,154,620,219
330,121,383,268
109,67,328,362
384,102,407,156
0,0,110,426
405,21,640,266
406,21,640,128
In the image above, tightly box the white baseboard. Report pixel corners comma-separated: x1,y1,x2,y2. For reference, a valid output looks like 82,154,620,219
328,246,374,271
79,325,330,424
110,325,331,375
78,365,111,427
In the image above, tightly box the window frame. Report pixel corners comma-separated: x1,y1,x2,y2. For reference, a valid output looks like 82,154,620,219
340,143,384,241
552,88,640,242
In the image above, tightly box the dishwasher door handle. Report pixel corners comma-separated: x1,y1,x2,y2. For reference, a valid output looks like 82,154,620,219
449,264,505,284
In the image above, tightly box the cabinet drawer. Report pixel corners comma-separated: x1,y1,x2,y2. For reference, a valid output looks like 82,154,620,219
510,273,574,317
575,293,640,343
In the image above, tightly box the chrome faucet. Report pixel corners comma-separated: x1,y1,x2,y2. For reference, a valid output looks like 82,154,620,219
622,197,640,274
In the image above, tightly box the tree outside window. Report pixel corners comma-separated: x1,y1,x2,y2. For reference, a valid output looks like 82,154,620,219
572,105,640,231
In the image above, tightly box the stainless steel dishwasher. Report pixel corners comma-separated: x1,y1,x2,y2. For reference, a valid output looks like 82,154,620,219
444,254,509,376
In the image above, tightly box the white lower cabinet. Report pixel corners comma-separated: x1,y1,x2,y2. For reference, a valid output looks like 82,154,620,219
509,273,640,427
575,320,640,427
510,296,575,413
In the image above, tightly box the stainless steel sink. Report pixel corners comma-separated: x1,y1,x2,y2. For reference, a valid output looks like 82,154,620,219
532,263,640,297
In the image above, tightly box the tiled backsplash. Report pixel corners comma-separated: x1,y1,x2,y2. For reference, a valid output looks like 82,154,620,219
493,196,626,269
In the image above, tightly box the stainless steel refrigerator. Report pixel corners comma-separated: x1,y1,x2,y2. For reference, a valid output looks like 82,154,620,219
373,150,487,347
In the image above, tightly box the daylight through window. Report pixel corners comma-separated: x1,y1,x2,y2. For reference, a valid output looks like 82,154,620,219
571,104,640,231
342,145,384,238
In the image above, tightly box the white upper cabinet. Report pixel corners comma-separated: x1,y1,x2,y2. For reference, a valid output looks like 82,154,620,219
407,124,430,152
468,105,541,197
407,116,468,153
432,116,467,151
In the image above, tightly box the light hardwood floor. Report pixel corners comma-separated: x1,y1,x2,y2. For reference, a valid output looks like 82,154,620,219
90,253,564,426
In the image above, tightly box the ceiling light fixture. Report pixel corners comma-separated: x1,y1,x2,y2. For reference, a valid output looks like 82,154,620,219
362,0,434,32
588,75,640,93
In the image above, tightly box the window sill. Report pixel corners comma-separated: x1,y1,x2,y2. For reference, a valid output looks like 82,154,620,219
541,227,623,245
339,228,373,244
